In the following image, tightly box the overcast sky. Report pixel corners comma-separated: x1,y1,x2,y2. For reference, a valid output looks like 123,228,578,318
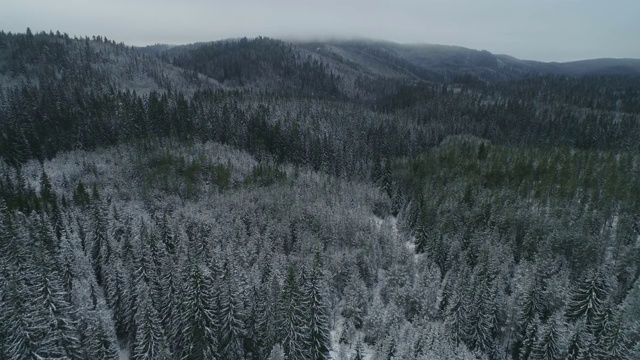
2,0,639,62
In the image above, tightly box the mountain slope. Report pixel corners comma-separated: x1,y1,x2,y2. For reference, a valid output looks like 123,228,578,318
156,37,343,98
0,30,220,95
292,39,640,82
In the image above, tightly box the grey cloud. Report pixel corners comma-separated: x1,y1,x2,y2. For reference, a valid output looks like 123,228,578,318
1,0,639,61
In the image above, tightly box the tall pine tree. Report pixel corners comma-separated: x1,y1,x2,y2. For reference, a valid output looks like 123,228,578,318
278,265,309,360
179,263,219,360
304,253,331,360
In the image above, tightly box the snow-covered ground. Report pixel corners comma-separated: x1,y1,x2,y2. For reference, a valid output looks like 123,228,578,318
118,348,130,360
372,215,420,261
329,318,374,360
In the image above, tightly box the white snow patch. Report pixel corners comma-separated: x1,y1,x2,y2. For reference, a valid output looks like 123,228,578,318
371,215,420,262
329,316,374,360
371,215,384,229
611,215,619,230
405,240,417,253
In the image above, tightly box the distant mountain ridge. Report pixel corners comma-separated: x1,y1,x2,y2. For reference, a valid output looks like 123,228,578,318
292,39,640,82
136,37,640,84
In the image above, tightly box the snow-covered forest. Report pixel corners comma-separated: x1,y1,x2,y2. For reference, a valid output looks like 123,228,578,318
1,29,640,359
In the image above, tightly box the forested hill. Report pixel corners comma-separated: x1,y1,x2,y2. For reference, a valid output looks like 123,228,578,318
1,28,640,360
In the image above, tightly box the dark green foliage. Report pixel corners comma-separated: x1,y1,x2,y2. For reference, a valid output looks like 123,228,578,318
132,284,170,360
0,210,84,360
278,266,309,360
138,152,235,199
90,201,113,292
375,82,437,112
465,271,497,355
168,37,342,98
518,318,540,360
565,320,592,360
304,255,331,360
210,164,232,190
73,182,92,207
589,307,630,359
445,286,470,346
353,338,365,360
532,315,565,360
3,30,640,180
566,270,609,325
257,276,283,359
179,264,218,360
244,164,287,187
32,272,83,359
217,265,246,360
3,281,43,359
0,168,42,213
84,319,119,360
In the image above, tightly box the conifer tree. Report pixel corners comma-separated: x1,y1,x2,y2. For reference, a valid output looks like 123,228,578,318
84,318,119,360
518,317,540,360
50,199,65,241
132,283,171,360
90,200,110,286
304,252,331,360
532,314,565,360
565,320,592,360
243,285,259,359
595,311,629,360
514,272,546,359
32,267,83,359
158,255,180,332
254,281,278,359
158,211,176,254
628,341,640,360
217,263,245,360
112,263,133,340
3,279,42,360
520,276,546,331
278,265,309,360
465,268,497,355
179,264,218,360
342,268,367,329
445,284,470,346
39,170,53,208
353,337,365,360
57,229,79,301
566,270,608,325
